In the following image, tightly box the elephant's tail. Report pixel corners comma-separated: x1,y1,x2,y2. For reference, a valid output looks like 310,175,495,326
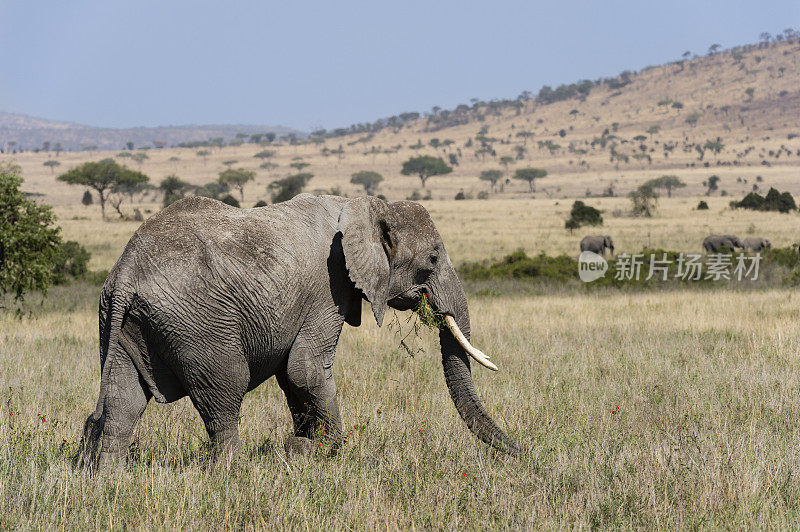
89,288,129,423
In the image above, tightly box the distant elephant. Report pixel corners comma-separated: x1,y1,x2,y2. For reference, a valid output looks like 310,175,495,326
580,235,614,256
702,234,743,253
80,195,519,471
742,237,771,252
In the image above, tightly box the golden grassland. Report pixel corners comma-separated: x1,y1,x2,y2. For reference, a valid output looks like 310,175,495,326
55,194,800,271
2,39,800,529
3,284,800,528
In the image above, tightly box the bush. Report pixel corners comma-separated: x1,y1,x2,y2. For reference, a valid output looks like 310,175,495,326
567,200,603,226
459,249,578,282
52,241,90,284
220,194,240,207
253,200,268,208
0,164,63,300
477,191,490,200
454,191,466,200
696,200,709,210
731,187,797,213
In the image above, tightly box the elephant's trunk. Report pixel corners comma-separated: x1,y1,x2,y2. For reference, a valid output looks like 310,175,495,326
429,263,520,456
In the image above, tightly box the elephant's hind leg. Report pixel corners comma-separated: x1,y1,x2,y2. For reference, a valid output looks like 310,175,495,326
96,354,151,472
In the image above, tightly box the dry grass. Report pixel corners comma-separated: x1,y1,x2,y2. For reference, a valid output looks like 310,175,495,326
3,284,800,528
2,38,800,530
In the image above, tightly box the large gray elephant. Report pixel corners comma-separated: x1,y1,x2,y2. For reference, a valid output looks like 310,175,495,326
80,194,519,471
580,235,614,256
742,237,771,252
702,234,743,253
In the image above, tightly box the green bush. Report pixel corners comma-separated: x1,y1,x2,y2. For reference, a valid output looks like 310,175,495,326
731,187,797,213
51,241,90,284
697,200,709,210
459,249,578,282
567,200,603,227
253,200,268,207
0,164,62,300
220,194,240,207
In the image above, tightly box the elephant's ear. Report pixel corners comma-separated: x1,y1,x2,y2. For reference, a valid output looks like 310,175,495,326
338,196,393,326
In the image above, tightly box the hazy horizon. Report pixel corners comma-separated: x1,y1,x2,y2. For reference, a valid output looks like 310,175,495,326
1,0,797,132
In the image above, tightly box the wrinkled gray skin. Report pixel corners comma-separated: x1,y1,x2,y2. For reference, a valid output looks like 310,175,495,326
580,235,614,256
702,234,743,253
80,194,519,471
742,237,771,252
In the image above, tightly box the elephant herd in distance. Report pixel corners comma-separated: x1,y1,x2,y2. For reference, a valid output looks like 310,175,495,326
580,234,773,256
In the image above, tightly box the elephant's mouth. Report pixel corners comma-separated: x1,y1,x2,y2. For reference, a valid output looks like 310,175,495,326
387,286,426,311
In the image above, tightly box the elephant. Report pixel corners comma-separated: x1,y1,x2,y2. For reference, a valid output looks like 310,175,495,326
79,194,519,471
742,237,771,252
702,234,743,253
580,235,614,256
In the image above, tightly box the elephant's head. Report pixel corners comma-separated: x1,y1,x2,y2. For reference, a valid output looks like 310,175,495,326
338,196,519,456
604,236,615,255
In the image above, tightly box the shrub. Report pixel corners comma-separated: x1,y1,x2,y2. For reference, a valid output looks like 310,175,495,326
51,241,90,284
220,194,241,207
696,200,709,210
477,191,490,200
731,188,796,213
454,191,466,200
269,173,314,203
567,200,603,227
254,200,268,207
0,164,62,300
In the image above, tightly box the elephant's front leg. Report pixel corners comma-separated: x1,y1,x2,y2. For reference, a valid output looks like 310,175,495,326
277,333,343,458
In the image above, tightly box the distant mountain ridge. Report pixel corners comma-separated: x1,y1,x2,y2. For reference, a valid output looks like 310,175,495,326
0,111,304,152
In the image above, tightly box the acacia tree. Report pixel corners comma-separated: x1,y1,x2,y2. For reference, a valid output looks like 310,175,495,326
479,169,503,192
0,163,62,300
43,160,61,174
400,155,452,188
269,172,313,203
159,175,192,207
513,167,547,192
350,171,383,195
499,156,515,177
218,168,255,201
58,159,148,220
644,175,686,198
629,184,658,216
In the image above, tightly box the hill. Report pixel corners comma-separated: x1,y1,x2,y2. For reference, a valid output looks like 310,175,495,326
0,111,302,152
4,38,800,208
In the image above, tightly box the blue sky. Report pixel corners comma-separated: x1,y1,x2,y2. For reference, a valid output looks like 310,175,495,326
0,0,797,131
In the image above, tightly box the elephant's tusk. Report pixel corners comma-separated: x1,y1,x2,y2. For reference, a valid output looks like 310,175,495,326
444,315,498,371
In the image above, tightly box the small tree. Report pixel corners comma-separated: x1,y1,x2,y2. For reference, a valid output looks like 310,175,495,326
58,159,148,220
566,200,603,227
81,190,93,206
513,167,547,192
269,172,314,203
159,175,192,207
218,168,255,201
704,175,720,196
130,152,149,169
0,164,62,301
499,156,515,177
254,149,275,159
479,169,503,192
43,160,61,174
290,161,310,171
629,184,658,217
196,150,211,166
350,171,383,195
645,175,686,198
400,155,452,188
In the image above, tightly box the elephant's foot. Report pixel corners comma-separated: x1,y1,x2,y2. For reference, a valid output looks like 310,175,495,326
284,436,316,459
96,449,126,474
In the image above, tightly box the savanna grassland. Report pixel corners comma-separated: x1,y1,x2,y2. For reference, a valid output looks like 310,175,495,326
3,38,800,529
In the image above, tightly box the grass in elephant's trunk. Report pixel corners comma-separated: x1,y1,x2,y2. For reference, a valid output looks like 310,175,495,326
413,293,445,329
